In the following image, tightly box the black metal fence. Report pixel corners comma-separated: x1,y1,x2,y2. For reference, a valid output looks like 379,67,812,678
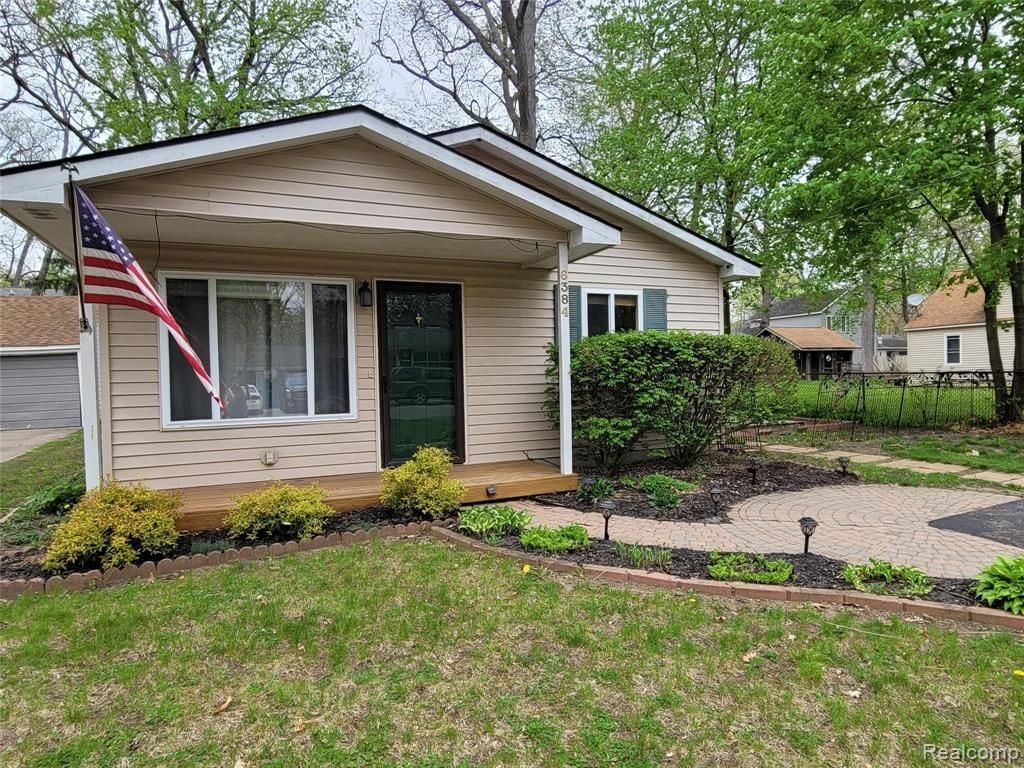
789,370,1020,441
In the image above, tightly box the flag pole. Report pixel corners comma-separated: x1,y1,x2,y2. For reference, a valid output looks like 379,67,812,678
61,163,90,333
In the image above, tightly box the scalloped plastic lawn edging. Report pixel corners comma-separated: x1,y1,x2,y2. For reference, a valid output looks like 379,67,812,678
2,522,1022,633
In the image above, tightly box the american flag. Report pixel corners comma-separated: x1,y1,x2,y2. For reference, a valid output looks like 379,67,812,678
74,184,224,412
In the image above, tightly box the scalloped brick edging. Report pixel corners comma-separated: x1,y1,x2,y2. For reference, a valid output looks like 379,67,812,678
0,522,431,601
426,527,1024,632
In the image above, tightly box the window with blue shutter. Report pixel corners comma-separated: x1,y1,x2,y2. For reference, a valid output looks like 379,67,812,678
643,288,668,330
553,284,583,344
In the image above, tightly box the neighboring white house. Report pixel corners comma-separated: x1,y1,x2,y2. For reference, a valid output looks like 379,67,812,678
905,278,1016,371
0,295,82,429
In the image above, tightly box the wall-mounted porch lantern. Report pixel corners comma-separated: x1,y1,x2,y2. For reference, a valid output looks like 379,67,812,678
358,281,373,308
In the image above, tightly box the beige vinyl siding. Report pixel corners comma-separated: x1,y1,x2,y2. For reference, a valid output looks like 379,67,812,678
906,323,1016,371
105,244,557,489
457,145,723,332
87,137,565,243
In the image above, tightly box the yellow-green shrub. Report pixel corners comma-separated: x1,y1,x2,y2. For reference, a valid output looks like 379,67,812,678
42,482,181,572
380,446,466,519
224,481,331,541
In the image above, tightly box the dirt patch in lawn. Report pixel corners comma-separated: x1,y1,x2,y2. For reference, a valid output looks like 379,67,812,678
492,536,980,606
537,451,860,522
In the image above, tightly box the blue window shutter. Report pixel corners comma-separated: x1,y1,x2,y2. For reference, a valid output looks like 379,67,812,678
569,285,582,342
643,288,668,330
553,284,583,344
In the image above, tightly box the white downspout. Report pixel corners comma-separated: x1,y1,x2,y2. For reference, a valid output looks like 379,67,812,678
556,242,573,475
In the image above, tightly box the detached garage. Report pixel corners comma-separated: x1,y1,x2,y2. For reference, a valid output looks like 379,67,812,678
0,295,81,429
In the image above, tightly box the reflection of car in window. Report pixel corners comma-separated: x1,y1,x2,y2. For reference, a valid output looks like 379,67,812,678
245,385,263,414
389,365,454,404
282,372,307,413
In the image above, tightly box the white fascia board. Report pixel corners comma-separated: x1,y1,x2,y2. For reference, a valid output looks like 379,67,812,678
435,127,761,279
0,109,619,257
0,344,80,355
905,322,986,332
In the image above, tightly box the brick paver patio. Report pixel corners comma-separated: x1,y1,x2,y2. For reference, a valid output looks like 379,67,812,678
515,486,1024,579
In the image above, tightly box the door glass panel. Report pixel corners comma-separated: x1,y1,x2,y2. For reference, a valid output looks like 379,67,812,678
587,293,609,335
383,285,459,463
614,294,638,331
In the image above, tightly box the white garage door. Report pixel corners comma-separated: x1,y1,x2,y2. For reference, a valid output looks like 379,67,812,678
0,354,82,429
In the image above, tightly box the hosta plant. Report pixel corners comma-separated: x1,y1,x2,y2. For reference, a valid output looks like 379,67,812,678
842,559,933,599
975,555,1024,615
520,524,590,554
457,505,533,541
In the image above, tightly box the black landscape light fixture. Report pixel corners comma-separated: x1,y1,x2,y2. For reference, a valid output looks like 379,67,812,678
837,455,851,475
358,281,373,307
748,456,764,485
709,483,723,515
798,516,818,554
599,499,615,541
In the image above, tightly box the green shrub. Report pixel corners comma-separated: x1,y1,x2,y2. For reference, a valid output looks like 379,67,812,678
842,559,933,598
707,552,793,584
458,505,533,540
614,541,672,570
189,537,233,555
520,524,590,554
22,472,85,519
225,481,331,541
974,555,1024,615
622,473,696,509
42,482,181,572
379,446,466,519
578,477,616,505
547,331,798,471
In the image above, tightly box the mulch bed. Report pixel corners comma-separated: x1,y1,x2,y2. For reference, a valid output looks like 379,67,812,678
537,451,860,522
493,535,980,606
1,505,431,582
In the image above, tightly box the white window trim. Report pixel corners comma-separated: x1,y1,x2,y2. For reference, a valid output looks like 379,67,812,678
944,332,962,366
157,270,358,429
580,287,644,337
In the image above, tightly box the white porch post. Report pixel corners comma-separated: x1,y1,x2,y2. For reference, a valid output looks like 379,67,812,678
78,304,102,488
557,242,573,475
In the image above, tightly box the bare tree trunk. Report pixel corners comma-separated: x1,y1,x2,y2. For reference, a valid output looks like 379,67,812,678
862,269,877,372
505,0,537,147
31,247,52,295
10,235,33,287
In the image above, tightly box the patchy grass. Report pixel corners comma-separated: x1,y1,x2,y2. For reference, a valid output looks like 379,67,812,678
2,538,1023,767
785,453,1018,493
0,431,84,546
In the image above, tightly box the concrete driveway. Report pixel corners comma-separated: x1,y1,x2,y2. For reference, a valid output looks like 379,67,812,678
0,427,77,463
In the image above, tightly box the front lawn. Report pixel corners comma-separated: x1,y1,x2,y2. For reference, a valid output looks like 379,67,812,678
2,539,1022,767
880,433,1024,474
0,430,84,547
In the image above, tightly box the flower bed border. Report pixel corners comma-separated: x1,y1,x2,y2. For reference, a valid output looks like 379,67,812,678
0,522,429,600
2,522,1021,633
428,527,1024,632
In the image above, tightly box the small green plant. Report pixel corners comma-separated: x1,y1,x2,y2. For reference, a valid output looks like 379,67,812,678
520,524,590,554
380,446,467,519
21,472,85,518
188,537,233,555
42,482,181,572
842,559,933,598
614,541,672,571
577,477,615,505
622,473,697,509
458,505,533,539
974,555,1024,615
707,552,793,585
225,481,331,541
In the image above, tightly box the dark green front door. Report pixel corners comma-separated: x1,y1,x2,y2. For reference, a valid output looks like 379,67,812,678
377,281,464,465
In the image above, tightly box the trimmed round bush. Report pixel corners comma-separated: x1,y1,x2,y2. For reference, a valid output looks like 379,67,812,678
380,446,466,519
224,481,331,541
42,482,181,573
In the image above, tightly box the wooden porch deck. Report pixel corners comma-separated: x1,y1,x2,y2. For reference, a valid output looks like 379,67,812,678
175,460,576,532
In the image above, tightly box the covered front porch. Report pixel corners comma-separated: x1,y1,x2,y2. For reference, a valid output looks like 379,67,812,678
175,459,576,531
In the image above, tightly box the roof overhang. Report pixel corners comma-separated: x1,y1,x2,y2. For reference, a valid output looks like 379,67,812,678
0,344,79,356
433,125,761,282
1,107,620,267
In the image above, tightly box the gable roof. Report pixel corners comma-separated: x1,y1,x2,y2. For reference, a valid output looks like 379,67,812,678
905,278,985,330
432,123,760,281
0,296,80,349
758,326,859,351
0,106,619,265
